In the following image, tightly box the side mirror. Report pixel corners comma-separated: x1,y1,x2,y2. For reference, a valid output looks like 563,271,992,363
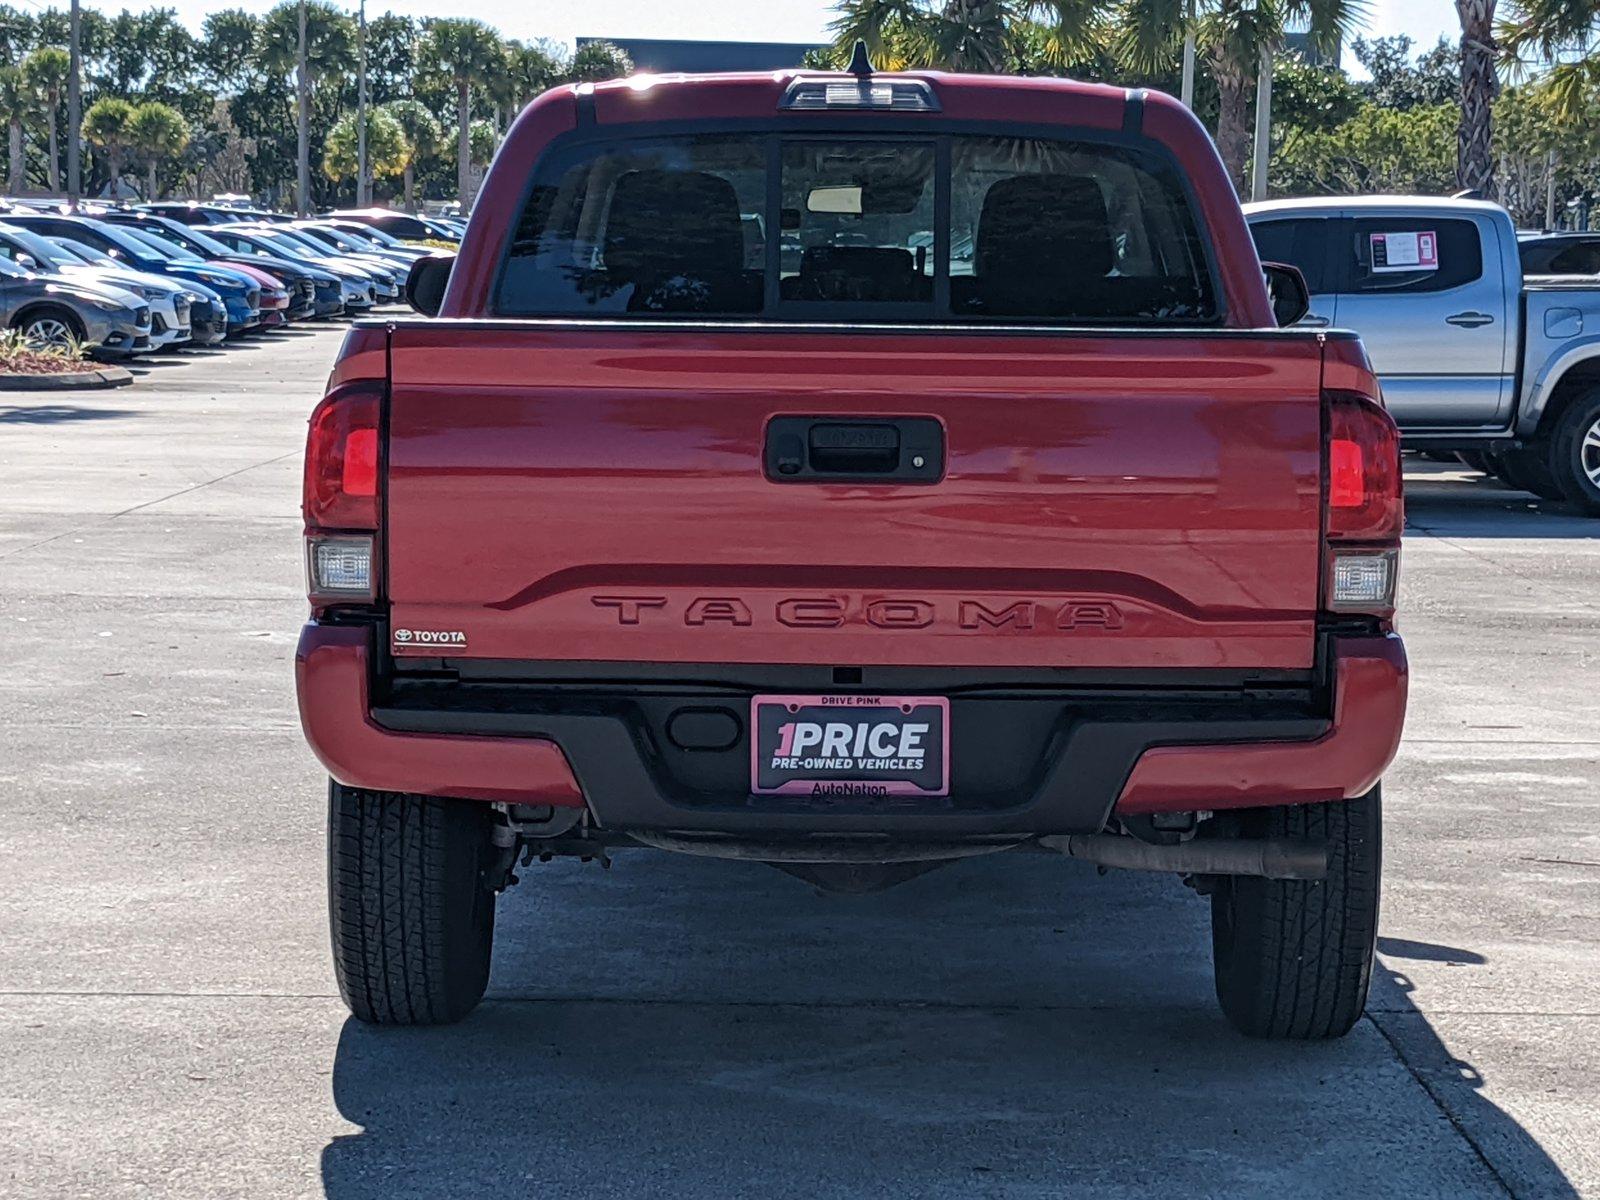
1262,262,1310,328
405,253,454,317
16,253,37,269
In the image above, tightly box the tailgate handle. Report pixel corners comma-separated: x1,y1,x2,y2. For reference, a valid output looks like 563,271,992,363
765,417,944,484
809,423,899,473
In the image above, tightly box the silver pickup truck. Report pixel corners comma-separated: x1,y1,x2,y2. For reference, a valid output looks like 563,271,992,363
1245,196,1600,514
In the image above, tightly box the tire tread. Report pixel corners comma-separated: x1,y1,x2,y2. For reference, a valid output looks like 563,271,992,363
327,784,494,1025
1212,791,1381,1039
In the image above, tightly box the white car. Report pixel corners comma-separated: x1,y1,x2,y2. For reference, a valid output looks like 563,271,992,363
0,223,197,351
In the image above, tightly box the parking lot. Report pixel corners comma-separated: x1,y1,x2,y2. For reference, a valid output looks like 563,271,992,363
2,323,1597,1198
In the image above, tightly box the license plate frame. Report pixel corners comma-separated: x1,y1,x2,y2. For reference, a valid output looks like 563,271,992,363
749,694,949,798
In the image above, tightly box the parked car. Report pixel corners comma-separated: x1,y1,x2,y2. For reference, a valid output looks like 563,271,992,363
100,211,330,322
110,224,293,331
299,68,1407,1039
136,201,293,227
0,252,151,356
236,224,402,302
324,207,460,243
1246,196,1600,512
46,236,229,347
205,226,375,314
0,223,196,351
291,221,423,272
1,213,262,337
319,220,429,264
1517,231,1600,278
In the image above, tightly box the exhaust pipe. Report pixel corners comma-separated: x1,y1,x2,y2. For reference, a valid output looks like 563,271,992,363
1038,834,1329,880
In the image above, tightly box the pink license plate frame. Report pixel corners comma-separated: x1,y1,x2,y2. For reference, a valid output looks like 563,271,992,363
749,694,950,798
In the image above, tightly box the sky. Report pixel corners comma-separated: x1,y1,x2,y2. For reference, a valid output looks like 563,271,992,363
55,0,1464,75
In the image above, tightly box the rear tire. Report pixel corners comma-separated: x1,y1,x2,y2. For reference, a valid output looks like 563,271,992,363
1210,788,1381,1039
1455,450,1493,475
328,783,498,1025
1549,390,1600,516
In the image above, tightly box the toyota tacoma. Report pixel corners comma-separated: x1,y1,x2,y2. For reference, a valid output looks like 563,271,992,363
297,61,1408,1038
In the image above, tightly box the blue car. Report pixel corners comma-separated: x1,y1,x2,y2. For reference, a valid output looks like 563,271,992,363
3,214,262,336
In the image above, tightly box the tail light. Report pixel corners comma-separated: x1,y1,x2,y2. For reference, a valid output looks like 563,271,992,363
1323,390,1402,615
304,381,383,609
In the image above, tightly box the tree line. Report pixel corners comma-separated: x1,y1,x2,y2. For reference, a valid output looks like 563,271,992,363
818,0,1600,223
0,0,1595,224
0,4,633,209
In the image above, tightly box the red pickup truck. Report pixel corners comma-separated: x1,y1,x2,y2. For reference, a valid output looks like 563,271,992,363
297,62,1407,1038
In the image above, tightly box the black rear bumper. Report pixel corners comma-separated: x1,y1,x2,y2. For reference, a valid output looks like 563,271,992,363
372,662,1328,836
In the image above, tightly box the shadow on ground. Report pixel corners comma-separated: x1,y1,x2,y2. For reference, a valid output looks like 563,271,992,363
0,403,137,424
319,854,1577,1199
1404,464,1600,539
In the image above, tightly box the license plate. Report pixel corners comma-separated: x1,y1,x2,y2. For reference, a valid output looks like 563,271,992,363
750,694,949,798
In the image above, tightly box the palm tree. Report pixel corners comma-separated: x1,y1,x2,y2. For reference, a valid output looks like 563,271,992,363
421,18,504,206
127,101,190,200
81,96,135,197
830,0,1104,73
1499,0,1600,125
566,39,636,81
506,39,565,111
261,1,356,212
1119,0,1365,192
23,47,69,193
381,98,441,212
1455,0,1499,195
0,65,24,195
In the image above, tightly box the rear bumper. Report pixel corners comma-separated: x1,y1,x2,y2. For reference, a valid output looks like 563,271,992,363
297,624,584,806
296,624,1407,832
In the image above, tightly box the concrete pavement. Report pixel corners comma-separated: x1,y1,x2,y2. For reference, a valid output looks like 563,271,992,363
1,326,1596,1198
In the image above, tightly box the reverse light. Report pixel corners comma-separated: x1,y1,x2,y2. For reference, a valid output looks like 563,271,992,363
307,534,374,600
1328,549,1398,612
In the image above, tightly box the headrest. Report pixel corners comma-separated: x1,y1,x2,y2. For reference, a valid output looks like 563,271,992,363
975,175,1114,282
604,169,745,279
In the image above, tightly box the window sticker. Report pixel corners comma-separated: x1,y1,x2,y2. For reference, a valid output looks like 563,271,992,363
1370,230,1438,273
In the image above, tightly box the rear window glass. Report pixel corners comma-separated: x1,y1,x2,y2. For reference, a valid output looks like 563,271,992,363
1545,241,1600,275
1249,218,1330,293
495,131,1219,325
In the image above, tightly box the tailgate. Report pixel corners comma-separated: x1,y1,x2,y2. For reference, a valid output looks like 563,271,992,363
384,324,1325,671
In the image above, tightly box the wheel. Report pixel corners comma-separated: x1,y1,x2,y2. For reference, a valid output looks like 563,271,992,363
12,305,85,351
1455,450,1493,475
327,782,498,1025
1549,390,1600,516
1496,444,1565,501
1210,788,1381,1039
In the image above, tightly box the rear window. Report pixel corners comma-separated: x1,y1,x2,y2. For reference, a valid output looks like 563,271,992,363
1545,241,1600,275
495,131,1219,325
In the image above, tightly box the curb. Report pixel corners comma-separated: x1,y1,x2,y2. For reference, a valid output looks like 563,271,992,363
0,366,134,392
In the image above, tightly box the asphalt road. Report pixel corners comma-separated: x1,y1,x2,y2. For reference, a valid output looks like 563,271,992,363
2,325,1597,1199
